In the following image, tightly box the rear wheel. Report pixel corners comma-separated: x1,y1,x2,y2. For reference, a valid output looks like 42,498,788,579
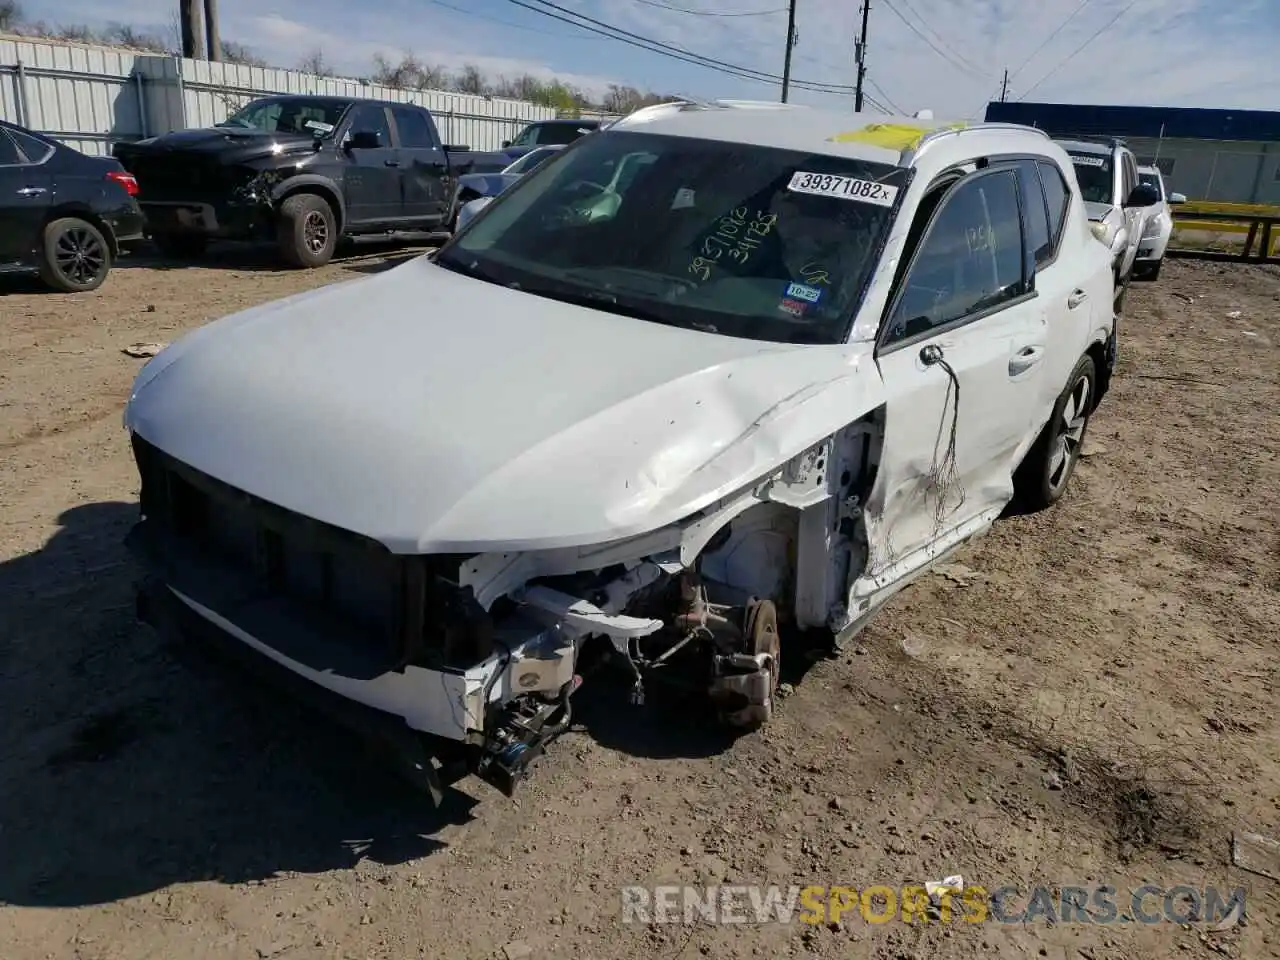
37,217,112,292
152,233,208,259
1136,259,1161,281
1014,354,1096,512
277,193,337,268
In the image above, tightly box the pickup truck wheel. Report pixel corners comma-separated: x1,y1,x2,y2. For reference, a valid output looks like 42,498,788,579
1014,354,1096,512
152,233,208,259
37,217,112,292
277,193,337,268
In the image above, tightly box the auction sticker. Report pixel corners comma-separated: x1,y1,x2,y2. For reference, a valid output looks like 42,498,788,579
778,297,809,317
1069,154,1106,167
787,171,898,207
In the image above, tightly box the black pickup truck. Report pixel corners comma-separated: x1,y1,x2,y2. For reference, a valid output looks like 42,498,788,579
113,95,507,268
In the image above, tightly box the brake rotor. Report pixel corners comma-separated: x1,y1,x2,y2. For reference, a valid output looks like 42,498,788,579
744,598,781,693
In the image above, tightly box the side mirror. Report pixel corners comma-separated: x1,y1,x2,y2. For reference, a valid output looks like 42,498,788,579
346,130,382,150
501,140,511,148
456,196,494,232
1169,192,1187,205
1124,184,1160,208
443,143,470,153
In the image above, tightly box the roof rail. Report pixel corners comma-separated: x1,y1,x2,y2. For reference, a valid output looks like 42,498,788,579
905,121,1051,164
1055,133,1127,147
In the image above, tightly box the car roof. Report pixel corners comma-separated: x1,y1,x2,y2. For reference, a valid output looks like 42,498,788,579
604,101,1059,173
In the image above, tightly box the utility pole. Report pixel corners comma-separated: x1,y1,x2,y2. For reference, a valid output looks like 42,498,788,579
780,0,797,102
179,0,206,59
205,0,222,61
854,0,870,112
999,68,1010,102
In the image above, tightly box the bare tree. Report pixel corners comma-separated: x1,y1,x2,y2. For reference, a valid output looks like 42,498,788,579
220,40,267,67
101,23,169,53
297,49,333,77
371,52,447,91
450,63,488,96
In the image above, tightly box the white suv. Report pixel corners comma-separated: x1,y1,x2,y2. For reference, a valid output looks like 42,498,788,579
1134,165,1186,280
124,103,1117,801
1056,137,1159,306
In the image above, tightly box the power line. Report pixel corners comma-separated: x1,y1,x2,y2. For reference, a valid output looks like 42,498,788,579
1007,0,1096,81
630,0,786,16
426,0,594,39
891,0,989,78
1018,0,1141,101
866,77,903,114
879,0,992,81
504,0,861,93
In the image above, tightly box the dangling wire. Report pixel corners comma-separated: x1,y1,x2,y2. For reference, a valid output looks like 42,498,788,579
927,355,965,535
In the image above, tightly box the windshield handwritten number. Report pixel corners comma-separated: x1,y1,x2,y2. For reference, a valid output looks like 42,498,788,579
690,256,715,281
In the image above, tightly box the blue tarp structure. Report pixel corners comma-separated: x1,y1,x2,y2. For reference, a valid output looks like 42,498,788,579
984,101,1280,142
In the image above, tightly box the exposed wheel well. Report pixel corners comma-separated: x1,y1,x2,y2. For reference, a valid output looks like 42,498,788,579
277,184,343,234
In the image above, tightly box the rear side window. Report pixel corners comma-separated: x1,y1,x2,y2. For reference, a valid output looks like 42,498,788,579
1036,160,1070,250
6,127,54,163
0,130,21,165
392,107,437,149
1017,160,1051,266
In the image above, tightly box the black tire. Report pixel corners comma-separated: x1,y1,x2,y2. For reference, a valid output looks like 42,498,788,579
1141,260,1162,281
1014,354,1097,512
1113,266,1132,313
37,217,112,293
276,193,337,268
152,233,208,259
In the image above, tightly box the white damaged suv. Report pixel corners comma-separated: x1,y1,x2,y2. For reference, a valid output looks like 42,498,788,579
125,102,1117,801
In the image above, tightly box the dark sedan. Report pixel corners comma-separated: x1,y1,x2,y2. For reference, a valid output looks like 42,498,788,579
453,145,564,219
0,120,145,292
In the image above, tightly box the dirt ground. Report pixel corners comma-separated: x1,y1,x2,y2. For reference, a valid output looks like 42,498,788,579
1,247,1277,960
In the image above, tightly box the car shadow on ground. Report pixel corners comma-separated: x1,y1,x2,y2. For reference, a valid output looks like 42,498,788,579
570,629,837,762
0,501,478,909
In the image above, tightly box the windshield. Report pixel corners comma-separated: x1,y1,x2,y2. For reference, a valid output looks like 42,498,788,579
437,130,908,345
513,123,593,147
1067,152,1114,204
1138,171,1164,199
218,98,349,136
503,147,559,175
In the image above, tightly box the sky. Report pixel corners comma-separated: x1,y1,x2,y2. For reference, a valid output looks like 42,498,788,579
17,0,1280,117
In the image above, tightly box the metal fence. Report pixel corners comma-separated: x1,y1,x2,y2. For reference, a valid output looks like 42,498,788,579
1,33,558,156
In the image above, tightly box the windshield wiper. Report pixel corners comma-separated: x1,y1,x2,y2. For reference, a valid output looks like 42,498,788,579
434,254,518,288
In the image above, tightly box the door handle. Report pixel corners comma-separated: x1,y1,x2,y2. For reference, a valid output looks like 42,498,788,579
384,159,401,167
16,186,47,197
1008,345,1044,376
1067,289,1088,309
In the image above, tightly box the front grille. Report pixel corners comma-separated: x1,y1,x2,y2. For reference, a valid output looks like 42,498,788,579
133,435,416,664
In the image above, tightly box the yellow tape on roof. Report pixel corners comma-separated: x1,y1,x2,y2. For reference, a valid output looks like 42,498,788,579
827,121,967,150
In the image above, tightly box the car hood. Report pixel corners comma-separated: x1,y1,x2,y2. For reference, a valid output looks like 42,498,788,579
125,259,880,554
115,127,319,164
1084,201,1116,223
456,172,519,197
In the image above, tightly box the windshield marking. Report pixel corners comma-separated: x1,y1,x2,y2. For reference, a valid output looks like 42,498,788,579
689,208,776,280
787,171,899,207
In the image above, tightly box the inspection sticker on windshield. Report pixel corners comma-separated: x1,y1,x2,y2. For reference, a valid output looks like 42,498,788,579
785,281,823,303
1069,154,1105,167
304,120,335,134
787,172,898,207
